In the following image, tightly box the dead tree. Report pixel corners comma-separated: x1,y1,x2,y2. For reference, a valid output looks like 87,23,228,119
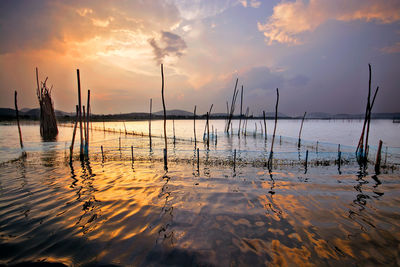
36,68,58,140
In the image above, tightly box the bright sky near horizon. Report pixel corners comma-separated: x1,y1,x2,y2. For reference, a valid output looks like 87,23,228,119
0,0,399,116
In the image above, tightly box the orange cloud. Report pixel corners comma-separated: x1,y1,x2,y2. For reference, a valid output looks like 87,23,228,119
258,0,400,45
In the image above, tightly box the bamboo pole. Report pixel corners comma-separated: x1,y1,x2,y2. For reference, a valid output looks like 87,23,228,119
298,112,306,149
76,69,84,159
238,85,243,136
197,148,200,171
86,90,90,155
206,112,210,150
226,78,239,132
14,91,26,156
173,119,176,145
82,106,87,154
375,140,383,173
268,88,279,169
338,144,341,169
193,105,197,147
69,105,79,161
131,145,134,165
161,64,167,168
101,145,104,161
263,111,267,140
123,121,127,135
149,98,152,149
244,107,249,136
305,150,308,171
233,149,236,173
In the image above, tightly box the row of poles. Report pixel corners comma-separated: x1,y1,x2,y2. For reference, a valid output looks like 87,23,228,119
12,63,385,175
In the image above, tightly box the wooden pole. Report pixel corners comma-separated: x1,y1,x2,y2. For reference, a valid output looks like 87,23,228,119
338,144,341,169
161,64,167,170
86,90,90,154
123,121,127,135
69,105,79,161
238,85,243,136
226,78,239,132
233,149,237,173
197,148,200,171
119,137,121,151
305,150,308,171
206,112,210,150
298,112,306,149
77,69,84,159
14,91,25,156
375,140,383,173
101,145,104,161
149,98,152,149
263,110,267,140
268,88,279,169
173,119,176,145
244,107,249,136
131,145,134,165
193,105,197,147
82,105,87,154
161,64,167,154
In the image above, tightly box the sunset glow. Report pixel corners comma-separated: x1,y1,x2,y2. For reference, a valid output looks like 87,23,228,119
1,0,399,115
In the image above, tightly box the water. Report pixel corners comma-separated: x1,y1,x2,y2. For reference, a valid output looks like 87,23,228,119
0,120,399,265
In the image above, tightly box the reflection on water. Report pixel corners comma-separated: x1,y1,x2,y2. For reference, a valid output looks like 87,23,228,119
0,121,400,265
0,151,399,266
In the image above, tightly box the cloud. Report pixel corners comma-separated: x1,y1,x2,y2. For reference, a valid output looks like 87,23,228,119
149,31,187,64
172,0,237,20
0,0,181,54
381,42,400,53
240,0,262,8
258,0,400,45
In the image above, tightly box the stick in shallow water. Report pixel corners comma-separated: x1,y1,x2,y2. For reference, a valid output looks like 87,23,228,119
70,105,79,161
298,111,306,149
268,88,279,170
14,91,26,157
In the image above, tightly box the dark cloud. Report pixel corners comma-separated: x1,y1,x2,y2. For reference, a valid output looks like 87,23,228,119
149,31,187,64
240,66,285,91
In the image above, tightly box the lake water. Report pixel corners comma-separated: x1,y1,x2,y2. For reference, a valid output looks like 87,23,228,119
0,119,399,266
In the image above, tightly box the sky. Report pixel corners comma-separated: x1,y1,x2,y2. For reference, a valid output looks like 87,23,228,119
0,0,399,116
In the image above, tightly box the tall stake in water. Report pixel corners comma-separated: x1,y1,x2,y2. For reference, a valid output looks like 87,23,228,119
173,119,176,145
263,110,267,140
14,91,26,157
193,105,197,147
86,90,91,155
268,88,279,169
375,140,383,174
149,98,152,149
238,85,243,137
161,64,167,168
298,112,307,149
76,69,84,159
70,105,79,161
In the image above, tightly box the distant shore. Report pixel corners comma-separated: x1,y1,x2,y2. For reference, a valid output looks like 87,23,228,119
1,107,399,122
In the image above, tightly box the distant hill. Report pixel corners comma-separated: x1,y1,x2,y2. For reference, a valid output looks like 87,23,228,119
153,109,194,116
1,107,399,121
